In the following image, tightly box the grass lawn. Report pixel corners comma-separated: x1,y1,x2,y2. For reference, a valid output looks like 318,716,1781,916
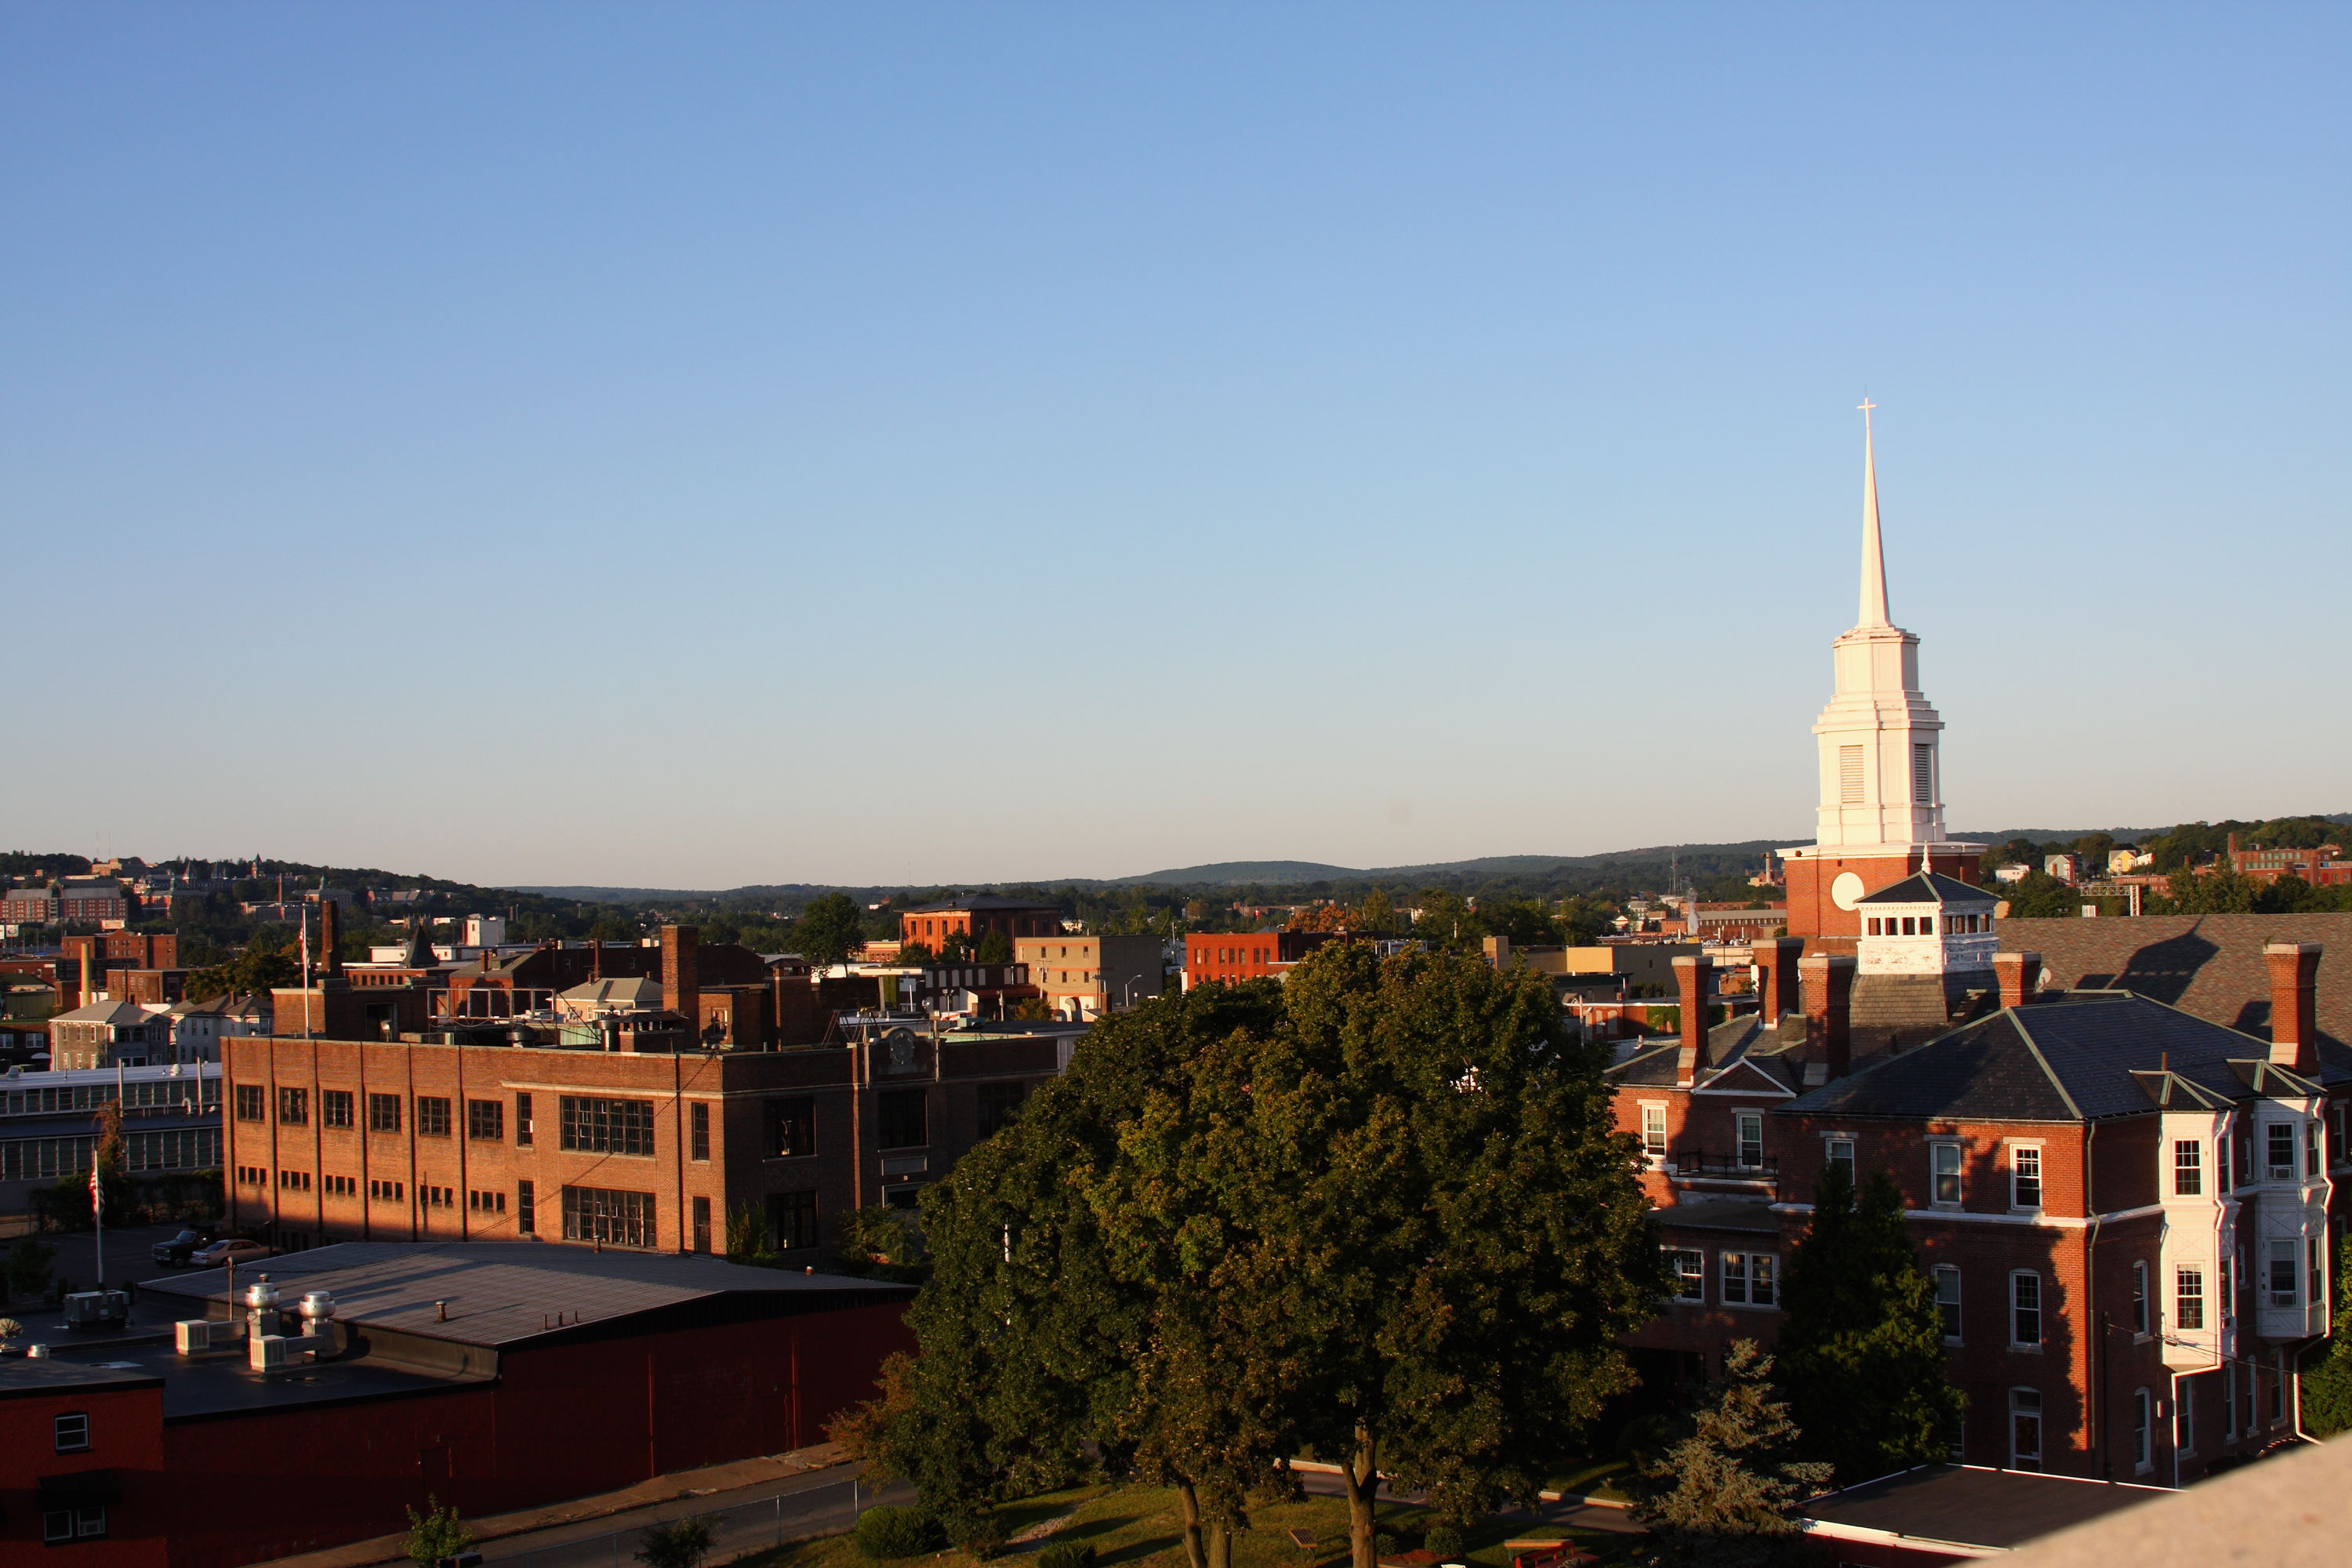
1540,1461,1630,1502
732,1476,1642,1568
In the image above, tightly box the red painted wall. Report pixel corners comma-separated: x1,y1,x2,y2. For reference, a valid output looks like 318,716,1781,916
0,1381,165,1566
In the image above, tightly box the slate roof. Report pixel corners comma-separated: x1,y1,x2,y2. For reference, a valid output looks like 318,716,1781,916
1608,1011,1810,1091
1784,991,2332,1123
1859,871,1998,906
47,997,153,1026
135,1240,912,1352
2001,912,2352,1051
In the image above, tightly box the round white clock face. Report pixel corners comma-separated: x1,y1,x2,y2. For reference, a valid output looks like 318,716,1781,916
1831,872,1867,912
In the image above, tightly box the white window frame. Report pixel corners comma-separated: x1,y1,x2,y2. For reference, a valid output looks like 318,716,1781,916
2176,1377,2195,1457
1735,1111,1764,1171
1720,1250,1778,1308
2268,1239,2299,1308
2172,1138,2201,1196
1824,1134,1856,1182
54,1411,89,1453
1932,1263,1962,1344
2267,1121,2296,1182
1640,1102,1667,1162
2130,1260,2150,1336
1930,1140,1963,1207
2176,1265,2205,1331
2011,1269,2044,1348
2009,1141,2044,1213
2132,1388,2153,1473
1666,1247,1703,1303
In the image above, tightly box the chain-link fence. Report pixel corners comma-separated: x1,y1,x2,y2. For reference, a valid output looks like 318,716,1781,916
485,1476,906,1568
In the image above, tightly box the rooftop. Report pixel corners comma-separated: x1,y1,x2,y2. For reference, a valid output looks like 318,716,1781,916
0,1356,162,1401
1802,1464,2166,1552
1858,871,1998,906
2003,912,2352,1050
902,895,1063,914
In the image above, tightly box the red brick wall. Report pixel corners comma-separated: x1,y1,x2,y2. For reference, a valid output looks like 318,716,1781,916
0,1379,165,1565
1785,850,1982,941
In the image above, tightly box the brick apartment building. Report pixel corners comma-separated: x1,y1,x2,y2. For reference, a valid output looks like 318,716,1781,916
221,1010,1073,1256
1615,940,2345,1485
899,894,1065,953
1181,929,1341,988
2227,835,2350,887
1016,934,1165,1018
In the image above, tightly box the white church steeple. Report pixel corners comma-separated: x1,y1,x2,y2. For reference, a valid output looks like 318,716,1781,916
1857,398,1890,630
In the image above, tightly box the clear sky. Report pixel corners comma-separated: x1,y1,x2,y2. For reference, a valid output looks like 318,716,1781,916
5,5,2345,890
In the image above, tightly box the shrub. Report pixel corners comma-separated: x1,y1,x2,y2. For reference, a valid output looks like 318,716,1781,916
1374,1534,1397,1558
1036,1543,1097,1568
635,1518,714,1568
854,1505,945,1559
948,1514,1009,1560
1421,1524,1465,1560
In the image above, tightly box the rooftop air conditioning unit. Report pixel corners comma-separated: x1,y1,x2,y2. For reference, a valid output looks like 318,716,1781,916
249,1334,293,1371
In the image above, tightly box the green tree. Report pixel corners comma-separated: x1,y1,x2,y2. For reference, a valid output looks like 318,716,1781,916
2299,1231,2352,1437
1625,1340,1832,1568
402,1495,473,1568
185,935,301,1000
5,1237,56,1300
976,926,1013,964
1773,1166,1964,1484
789,893,868,965
635,1517,714,1568
2000,870,2082,920
1094,945,1660,1568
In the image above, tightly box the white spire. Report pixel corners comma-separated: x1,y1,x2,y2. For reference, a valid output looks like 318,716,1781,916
1857,399,1890,628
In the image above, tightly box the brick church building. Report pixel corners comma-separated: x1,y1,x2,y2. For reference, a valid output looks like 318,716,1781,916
1610,413,2349,1487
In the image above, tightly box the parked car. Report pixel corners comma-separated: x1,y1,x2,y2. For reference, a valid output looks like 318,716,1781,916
189,1238,271,1269
150,1227,226,1268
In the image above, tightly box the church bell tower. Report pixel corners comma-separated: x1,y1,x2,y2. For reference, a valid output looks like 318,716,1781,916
1782,404,1984,942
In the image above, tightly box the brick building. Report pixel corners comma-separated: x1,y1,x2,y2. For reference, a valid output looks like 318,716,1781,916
1018,935,1165,1018
1614,926,2347,1486
220,1011,1071,1255
898,895,1065,953
14,1243,913,1566
1181,929,1341,989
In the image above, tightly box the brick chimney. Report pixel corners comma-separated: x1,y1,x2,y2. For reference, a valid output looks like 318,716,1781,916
1799,953,1856,1083
78,941,95,1007
1993,950,2040,1010
662,924,700,1025
1672,954,1712,1087
1752,936,1803,1029
2265,942,2320,1074
318,897,343,978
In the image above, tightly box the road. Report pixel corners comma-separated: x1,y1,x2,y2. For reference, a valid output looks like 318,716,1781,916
1293,1468,1642,1539
477,1468,915,1568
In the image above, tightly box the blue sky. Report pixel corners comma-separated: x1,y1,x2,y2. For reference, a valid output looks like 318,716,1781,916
5,5,2345,889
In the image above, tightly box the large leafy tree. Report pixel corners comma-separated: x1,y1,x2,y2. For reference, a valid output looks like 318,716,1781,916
1092,943,1660,1568
786,892,867,964
1773,1165,1964,1485
2298,1231,2352,1437
1625,1340,1832,1568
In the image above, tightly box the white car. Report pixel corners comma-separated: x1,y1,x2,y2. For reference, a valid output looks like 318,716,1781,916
189,1238,272,1269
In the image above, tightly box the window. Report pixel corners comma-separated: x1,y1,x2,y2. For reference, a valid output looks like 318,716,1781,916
2177,1266,2205,1330
467,1099,504,1142
690,1102,710,1161
416,1096,452,1138
769,1190,819,1250
559,1095,655,1156
1666,1248,1703,1302
878,1089,928,1150
42,1506,107,1542
2173,1139,2201,1195
2177,1378,2195,1455
1867,917,1882,935
235,1083,264,1121
2012,1271,2043,1346
1931,1142,1962,1206
368,1178,404,1201
2220,1254,2234,1319
2238,1131,2253,1185
1933,1265,1962,1341
692,1195,711,1254
2272,1352,2286,1421
2010,1145,2042,1210
2311,1237,2325,1307
1735,1112,1763,1169
763,1095,815,1158
1839,745,1864,804
2308,1122,2323,1177
1826,1137,1855,1182
977,1081,1026,1140
1642,1103,1667,1159
1913,743,1933,803
2010,1388,2042,1472
368,1092,401,1133
562,1185,655,1247
278,1087,307,1125
55,1411,89,1451
2269,1240,2299,1307
517,1179,535,1235
2132,1388,2152,1472
2268,1123,2296,1181
1720,1252,1777,1307
1921,916,1934,936
1901,916,1916,936
424,1185,452,1208
516,1091,534,1147
2131,1261,2149,1334
321,1090,354,1129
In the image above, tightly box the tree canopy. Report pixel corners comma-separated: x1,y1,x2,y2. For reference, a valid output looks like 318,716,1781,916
1773,1165,1964,1486
787,892,869,964
841,945,1659,1568
1624,1340,1832,1568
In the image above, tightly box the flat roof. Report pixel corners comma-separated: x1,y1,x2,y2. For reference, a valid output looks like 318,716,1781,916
38,1338,477,1421
1802,1464,2167,1551
135,1240,913,1352
0,1356,162,1400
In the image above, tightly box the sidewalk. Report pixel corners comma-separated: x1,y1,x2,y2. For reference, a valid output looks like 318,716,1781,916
261,1443,856,1568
